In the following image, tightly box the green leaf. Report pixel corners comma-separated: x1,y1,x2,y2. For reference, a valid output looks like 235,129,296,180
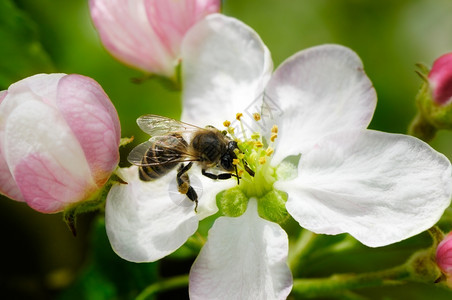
0,0,54,89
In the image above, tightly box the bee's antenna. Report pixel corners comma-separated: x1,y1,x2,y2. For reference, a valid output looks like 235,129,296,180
235,165,240,185
243,161,255,177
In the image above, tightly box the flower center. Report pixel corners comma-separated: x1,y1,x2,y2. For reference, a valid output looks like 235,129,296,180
216,113,289,223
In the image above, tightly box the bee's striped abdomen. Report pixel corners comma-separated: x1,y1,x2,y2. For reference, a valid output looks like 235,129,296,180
139,134,188,181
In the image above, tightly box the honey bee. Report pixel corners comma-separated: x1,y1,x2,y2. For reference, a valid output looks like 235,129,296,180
127,114,254,211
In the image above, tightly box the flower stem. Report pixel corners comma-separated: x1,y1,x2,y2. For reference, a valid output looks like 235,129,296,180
427,226,445,249
407,112,437,142
135,275,189,300
288,230,318,275
291,265,410,298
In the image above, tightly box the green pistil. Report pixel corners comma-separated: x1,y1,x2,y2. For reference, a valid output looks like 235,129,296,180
218,119,289,224
238,147,276,198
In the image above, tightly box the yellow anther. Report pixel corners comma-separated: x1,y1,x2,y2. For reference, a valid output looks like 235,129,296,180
259,156,267,165
253,113,261,121
266,147,274,156
237,153,245,160
251,132,260,140
270,133,278,142
238,169,245,176
236,113,243,120
271,125,278,134
255,141,264,148
228,127,235,134
233,158,240,165
223,120,231,127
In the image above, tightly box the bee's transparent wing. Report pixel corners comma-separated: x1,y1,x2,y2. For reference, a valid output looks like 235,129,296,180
127,137,200,167
137,114,201,137
127,140,154,166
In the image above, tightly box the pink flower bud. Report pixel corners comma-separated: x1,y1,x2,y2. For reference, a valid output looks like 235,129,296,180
428,52,452,105
0,74,120,213
89,0,221,78
436,232,452,283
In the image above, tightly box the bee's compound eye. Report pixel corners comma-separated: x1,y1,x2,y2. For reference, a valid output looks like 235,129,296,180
221,155,234,171
228,141,238,151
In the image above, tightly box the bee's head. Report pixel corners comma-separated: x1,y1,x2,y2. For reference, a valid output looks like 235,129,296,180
219,141,238,172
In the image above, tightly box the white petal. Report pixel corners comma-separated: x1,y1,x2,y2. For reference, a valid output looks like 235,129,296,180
189,199,293,300
181,14,273,128
266,45,377,164
4,99,92,182
194,164,236,220
277,130,452,247
105,166,200,262
0,90,23,202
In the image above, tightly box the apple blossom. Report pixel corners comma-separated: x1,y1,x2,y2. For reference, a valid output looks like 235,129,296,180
409,52,452,141
0,73,120,213
105,15,451,299
89,0,221,78
429,52,452,106
437,232,452,286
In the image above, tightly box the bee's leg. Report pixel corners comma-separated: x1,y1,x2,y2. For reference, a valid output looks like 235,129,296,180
202,169,239,181
186,186,198,212
177,163,198,212
244,162,255,177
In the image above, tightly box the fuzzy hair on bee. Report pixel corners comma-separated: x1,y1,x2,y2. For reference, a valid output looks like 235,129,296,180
128,114,254,211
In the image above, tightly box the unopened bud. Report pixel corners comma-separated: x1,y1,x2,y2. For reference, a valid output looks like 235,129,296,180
437,232,452,286
409,53,452,141
429,53,452,106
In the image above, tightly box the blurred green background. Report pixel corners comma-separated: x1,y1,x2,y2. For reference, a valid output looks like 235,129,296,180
1,0,452,299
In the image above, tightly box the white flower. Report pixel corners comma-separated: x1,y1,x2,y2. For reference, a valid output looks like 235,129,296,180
105,14,452,299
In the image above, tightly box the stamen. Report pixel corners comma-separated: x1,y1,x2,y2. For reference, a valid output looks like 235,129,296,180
223,120,231,127
253,113,261,121
271,125,278,134
236,112,247,139
270,133,278,142
259,157,267,165
233,158,240,165
255,141,264,148
238,169,244,176
266,147,274,156
228,127,235,134
251,132,260,140
237,153,245,160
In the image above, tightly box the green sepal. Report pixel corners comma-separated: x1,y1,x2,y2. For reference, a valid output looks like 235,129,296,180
405,226,446,285
63,192,105,237
257,189,289,224
216,186,248,217
417,81,452,129
409,67,452,141
406,248,443,284
119,136,134,147
63,175,118,236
